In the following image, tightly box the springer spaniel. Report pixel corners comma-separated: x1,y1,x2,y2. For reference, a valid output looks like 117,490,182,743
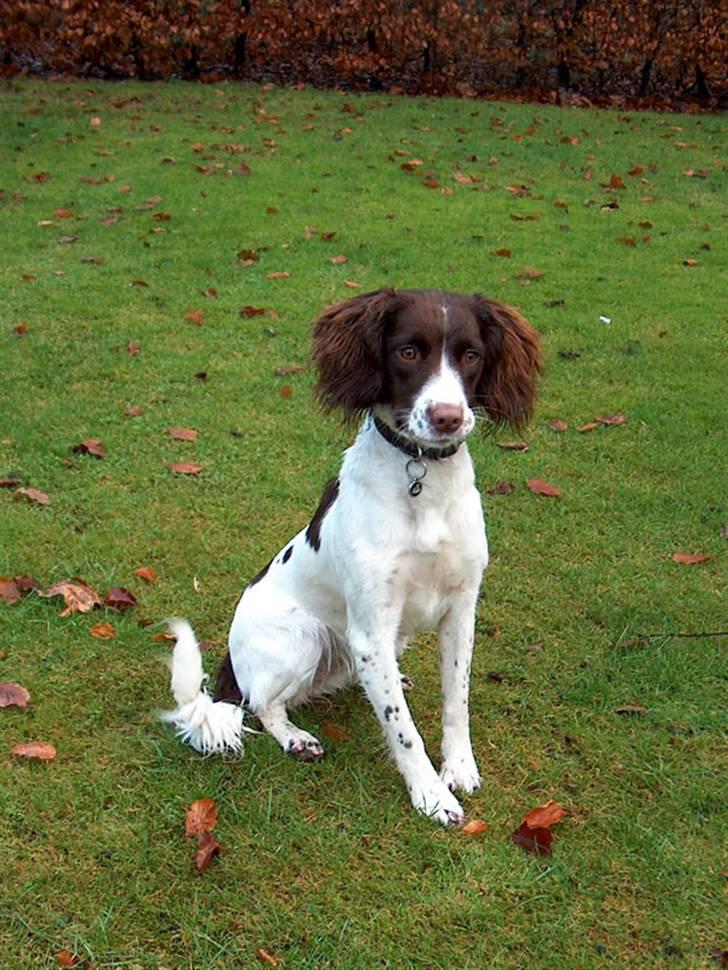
164,288,540,825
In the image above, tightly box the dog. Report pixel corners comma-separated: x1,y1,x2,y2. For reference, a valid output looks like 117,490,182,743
163,287,540,825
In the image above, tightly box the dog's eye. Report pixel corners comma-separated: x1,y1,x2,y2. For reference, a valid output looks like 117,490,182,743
399,346,418,362
464,350,481,364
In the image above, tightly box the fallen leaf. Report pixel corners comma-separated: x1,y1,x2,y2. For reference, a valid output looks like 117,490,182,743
168,427,199,441
527,479,561,497
72,438,107,459
134,566,158,584
185,797,218,836
266,271,290,280
169,462,203,475
54,208,74,219
0,577,21,604
511,822,553,855
578,422,600,432
185,309,205,325
486,481,515,495
273,365,304,376
496,441,528,451
598,413,627,426
257,948,281,966
127,341,141,356
462,818,488,836
683,258,699,267
104,588,137,611
240,306,268,317
609,174,626,189
124,405,144,417
344,280,361,289
15,486,49,506
14,575,39,594
330,254,348,265
55,949,79,967
90,622,116,640
0,682,31,708
41,580,101,616
494,248,512,258
615,705,647,715
548,420,568,432
194,830,221,873
522,800,567,830
322,720,352,741
279,386,293,398
0,478,20,489
672,552,711,565
11,741,57,760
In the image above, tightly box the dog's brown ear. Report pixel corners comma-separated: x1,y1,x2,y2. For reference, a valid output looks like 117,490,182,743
312,288,401,415
470,297,542,431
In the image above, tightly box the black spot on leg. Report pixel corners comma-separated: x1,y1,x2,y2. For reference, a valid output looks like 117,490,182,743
282,545,293,564
404,740,413,749
305,476,339,552
384,705,394,721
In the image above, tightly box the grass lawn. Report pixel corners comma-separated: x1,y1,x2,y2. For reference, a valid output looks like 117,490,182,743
0,78,725,969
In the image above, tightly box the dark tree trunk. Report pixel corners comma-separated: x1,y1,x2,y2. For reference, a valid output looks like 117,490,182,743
639,56,653,95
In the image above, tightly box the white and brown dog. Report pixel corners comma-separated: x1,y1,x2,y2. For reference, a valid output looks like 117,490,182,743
164,288,540,825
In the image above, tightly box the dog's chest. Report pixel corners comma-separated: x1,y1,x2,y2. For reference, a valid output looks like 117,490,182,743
395,502,483,634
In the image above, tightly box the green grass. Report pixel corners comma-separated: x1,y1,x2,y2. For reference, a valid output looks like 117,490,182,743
0,78,726,969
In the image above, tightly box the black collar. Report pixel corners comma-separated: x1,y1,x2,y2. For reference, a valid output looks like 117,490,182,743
372,414,461,460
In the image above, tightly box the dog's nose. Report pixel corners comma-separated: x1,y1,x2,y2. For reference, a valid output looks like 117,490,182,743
428,404,464,435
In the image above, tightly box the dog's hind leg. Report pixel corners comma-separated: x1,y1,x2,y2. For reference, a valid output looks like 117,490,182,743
256,703,324,762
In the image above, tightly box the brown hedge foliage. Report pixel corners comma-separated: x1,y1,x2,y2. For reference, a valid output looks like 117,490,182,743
0,0,724,104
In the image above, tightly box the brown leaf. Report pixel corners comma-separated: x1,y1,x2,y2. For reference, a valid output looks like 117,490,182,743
169,462,203,475
0,478,20,488
496,441,528,452
683,258,699,267
185,797,218,836
0,577,21,604
548,420,568,432
522,800,567,830
41,580,101,616
15,486,50,506
72,438,107,459
124,405,144,417
90,622,116,640
615,705,647,715
511,821,553,855
127,340,141,356
134,566,158,584
12,741,57,760
257,948,281,966
168,427,199,441
672,552,711,565
527,479,561,498
56,949,79,967
322,720,352,741
266,272,290,280
14,575,39,594
0,682,31,708
273,365,304,376
104,587,137,611
279,385,293,399
330,255,348,265
240,306,268,317
598,413,627,426
609,174,626,189
344,280,361,289
578,422,600,433
494,248,512,258
486,481,515,495
194,830,221,873
516,267,544,283
185,309,205,326
462,818,488,836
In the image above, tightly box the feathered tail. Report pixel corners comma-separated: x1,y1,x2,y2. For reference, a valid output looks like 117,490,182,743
160,618,245,755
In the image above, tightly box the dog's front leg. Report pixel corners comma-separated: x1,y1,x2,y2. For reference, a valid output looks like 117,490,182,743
347,618,465,826
438,591,482,794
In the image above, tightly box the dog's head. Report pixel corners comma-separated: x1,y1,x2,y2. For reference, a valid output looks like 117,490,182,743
312,288,541,444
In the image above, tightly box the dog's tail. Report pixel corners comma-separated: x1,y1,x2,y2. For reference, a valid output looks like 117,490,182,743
160,618,245,756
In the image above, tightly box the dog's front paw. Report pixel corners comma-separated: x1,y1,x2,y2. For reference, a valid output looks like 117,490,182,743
410,779,465,827
440,751,481,794
286,733,324,763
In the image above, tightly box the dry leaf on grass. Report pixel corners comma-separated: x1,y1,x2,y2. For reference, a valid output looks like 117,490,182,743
526,479,561,497
512,799,566,856
169,462,203,476
41,580,101,616
12,741,57,760
185,797,218,836
0,682,31,708
462,818,488,836
194,830,221,873
135,566,158,584
672,552,711,565
90,623,116,640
